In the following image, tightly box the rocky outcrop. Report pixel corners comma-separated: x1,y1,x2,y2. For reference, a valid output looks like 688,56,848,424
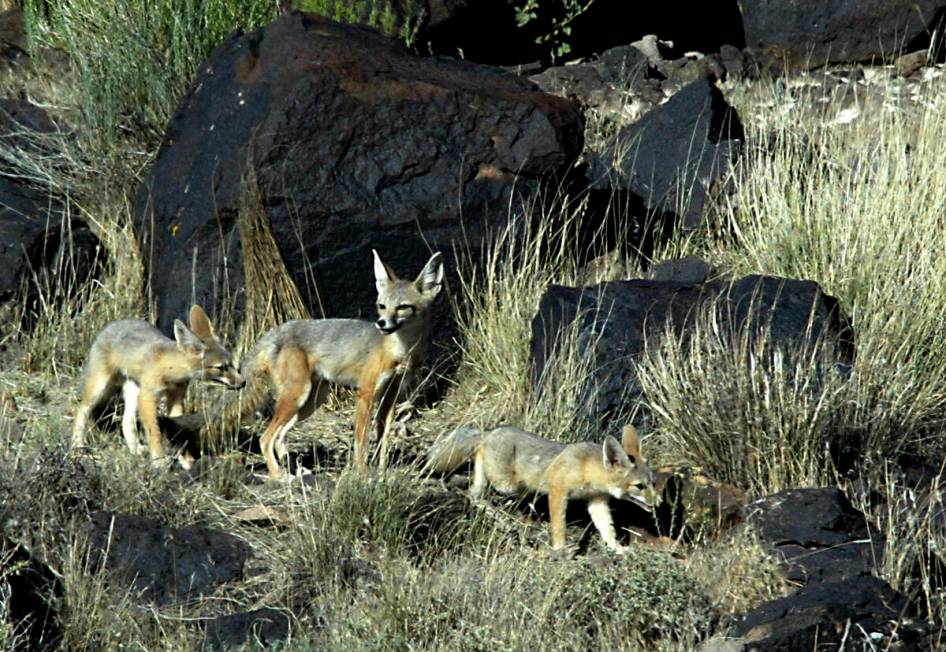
740,0,946,70
134,11,583,336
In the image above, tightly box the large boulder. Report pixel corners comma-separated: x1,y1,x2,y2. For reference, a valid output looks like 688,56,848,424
134,12,583,336
740,0,946,70
587,79,744,231
531,266,853,424
82,511,252,606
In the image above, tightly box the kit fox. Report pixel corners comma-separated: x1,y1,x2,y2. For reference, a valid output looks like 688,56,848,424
72,305,244,465
213,249,443,479
425,424,661,552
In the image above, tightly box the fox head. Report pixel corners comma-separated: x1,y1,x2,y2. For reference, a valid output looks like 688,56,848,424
373,250,444,335
601,425,661,511
173,305,245,389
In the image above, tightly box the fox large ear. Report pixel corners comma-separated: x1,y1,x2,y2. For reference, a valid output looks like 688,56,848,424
602,436,632,470
189,305,213,339
622,424,642,463
174,319,205,352
415,251,443,298
373,249,396,293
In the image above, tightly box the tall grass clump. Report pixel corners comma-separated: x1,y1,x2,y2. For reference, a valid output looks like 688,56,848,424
723,78,946,455
24,0,278,150
636,295,850,493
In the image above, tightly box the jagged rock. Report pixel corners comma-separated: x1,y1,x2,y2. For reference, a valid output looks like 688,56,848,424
740,0,946,71
531,269,852,424
730,576,929,650
592,79,744,230
134,12,582,339
747,487,882,585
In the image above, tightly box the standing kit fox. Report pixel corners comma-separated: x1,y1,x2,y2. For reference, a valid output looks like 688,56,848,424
215,250,443,479
72,305,244,464
425,424,661,552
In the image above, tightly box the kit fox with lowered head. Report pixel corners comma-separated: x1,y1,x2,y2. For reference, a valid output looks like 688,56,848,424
212,249,443,479
72,305,244,465
425,424,661,552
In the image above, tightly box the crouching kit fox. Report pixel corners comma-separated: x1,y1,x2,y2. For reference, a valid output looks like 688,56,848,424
425,424,661,552
72,305,244,465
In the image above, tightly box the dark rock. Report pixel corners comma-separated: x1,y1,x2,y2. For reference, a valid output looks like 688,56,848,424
0,99,103,334
740,0,946,71
529,44,655,115
82,511,251,606
894,50,931,77
731,576,929,650
0,8,28,70
747,487,869,547
531,271,852,424
134,12,583,339
656,54,725,85
718,44,749,79
597,79,744,231
203,608,290,650
647,256,720,284
0,536,62,650
747,487,882,584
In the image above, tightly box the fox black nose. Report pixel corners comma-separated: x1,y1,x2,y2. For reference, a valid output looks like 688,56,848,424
376,319,387,329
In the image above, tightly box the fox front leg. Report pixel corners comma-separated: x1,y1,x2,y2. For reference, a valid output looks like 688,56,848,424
587,497,628,553
547,485,569,550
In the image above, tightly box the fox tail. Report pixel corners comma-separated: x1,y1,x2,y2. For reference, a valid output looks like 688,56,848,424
424,425,483,474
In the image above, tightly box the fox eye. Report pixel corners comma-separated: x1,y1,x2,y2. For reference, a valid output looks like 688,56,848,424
396,304,415,313
633,482,646,490
377,303,386,310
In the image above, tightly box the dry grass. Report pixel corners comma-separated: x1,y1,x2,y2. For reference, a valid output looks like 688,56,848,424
2,2,946,646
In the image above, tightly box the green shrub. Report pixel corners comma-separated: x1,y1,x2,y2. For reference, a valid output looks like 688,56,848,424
24,0,278,149
293,0,425,46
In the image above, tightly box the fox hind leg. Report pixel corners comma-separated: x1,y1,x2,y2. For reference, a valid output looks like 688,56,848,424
261,347,312,480
470,447,489,498
72,369,115,448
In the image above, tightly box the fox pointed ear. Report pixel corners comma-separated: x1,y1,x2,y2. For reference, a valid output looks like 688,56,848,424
373,249,396,292
188,305,213,339
415,251,443,298
602,436,632,470
622,424,642,462
174,319,204,352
